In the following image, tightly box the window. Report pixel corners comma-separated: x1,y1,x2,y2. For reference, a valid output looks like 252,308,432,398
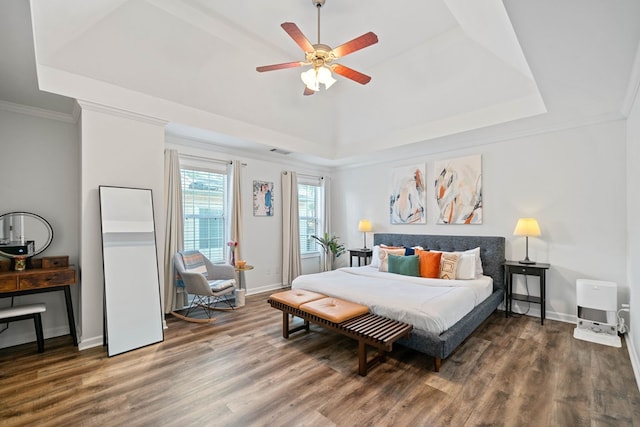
298,180,322,255
181,167,227,262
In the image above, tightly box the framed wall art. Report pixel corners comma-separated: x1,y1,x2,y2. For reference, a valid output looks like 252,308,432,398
253,180,274,216
434,154,482,224
390,164,426,224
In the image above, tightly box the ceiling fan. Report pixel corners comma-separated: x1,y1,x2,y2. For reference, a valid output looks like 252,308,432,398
256,0,378,96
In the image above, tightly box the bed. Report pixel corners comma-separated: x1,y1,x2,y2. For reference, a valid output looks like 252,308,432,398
291,233,506,371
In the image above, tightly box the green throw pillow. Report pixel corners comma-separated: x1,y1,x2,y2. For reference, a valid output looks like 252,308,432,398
387,254,420,277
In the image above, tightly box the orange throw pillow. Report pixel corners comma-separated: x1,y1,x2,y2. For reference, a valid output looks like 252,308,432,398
415,249,442,278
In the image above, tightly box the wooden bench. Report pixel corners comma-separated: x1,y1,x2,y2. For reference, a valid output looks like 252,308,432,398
0,303,46,353
268,290,412,376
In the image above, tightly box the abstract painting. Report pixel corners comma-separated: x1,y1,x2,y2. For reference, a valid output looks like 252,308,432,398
434,155,482,224
390,164,426,224
253,180,274,216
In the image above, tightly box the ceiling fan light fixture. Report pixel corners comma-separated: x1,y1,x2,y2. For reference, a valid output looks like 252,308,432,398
301,66,336,91
257,0,377,95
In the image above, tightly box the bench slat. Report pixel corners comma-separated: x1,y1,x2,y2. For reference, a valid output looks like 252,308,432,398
268,295,412,376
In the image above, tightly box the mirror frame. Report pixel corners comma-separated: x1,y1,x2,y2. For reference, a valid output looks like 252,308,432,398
0,211,53,258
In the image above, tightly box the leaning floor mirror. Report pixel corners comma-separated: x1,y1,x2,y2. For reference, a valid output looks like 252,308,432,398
99,186,164,356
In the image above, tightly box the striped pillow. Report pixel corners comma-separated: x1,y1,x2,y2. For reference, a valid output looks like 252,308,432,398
181,251,208,278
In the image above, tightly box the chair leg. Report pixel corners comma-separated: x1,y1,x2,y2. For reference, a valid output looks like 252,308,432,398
33,313,44,353
172,296,218,323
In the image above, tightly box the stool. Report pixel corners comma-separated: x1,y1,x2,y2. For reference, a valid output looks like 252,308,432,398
0,303,47,353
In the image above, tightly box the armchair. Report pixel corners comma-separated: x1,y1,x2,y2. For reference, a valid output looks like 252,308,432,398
173,250,237,323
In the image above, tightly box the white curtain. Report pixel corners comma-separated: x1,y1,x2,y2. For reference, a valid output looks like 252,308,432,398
163,149,186,313
228,160,242,267
320,176,330,270
282,171,301,286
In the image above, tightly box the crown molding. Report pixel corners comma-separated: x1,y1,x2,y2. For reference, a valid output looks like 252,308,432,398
165,132,332,174
0,99,77,123
76,100,167,127
333,112,626,171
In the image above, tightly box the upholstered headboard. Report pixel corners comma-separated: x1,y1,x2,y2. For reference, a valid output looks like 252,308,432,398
372,234,506,291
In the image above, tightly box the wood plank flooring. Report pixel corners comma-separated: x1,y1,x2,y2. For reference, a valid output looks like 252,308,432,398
1,291,639,426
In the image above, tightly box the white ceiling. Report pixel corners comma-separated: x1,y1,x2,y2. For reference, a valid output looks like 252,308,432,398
2,0,639,166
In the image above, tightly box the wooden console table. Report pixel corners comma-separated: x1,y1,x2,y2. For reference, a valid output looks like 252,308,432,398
0,266,78,345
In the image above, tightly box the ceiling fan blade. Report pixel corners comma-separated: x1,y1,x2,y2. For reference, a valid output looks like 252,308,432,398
256,61,306,72
332,64,372,85
303,87,316,96
281,22,314,52
332,32,378,58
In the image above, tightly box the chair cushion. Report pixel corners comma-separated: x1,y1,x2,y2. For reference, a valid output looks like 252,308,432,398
181,251,208,278
208,279,235,293
0,303,46,319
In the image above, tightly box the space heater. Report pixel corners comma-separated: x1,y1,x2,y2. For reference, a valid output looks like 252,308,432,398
573,279,621,347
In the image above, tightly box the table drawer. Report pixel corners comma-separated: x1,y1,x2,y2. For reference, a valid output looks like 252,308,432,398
0,275,18,291
508,265,542,276
19,270,76,289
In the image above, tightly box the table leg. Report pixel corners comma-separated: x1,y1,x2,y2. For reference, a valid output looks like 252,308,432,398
540,272,545,325
63,286,78,346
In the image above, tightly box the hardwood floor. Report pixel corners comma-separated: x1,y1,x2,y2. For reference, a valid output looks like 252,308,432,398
1,291,639,426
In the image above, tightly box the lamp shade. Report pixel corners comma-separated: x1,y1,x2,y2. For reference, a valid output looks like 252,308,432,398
358,220,372,232
301,66,336,91
513,218,541,237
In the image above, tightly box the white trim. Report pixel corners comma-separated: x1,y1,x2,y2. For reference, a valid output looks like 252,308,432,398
626,333,640,392
0,99,77,123
509,305,576,325
78,335,104,351
621,42,640,117
77,100,167,126
246,283,286,296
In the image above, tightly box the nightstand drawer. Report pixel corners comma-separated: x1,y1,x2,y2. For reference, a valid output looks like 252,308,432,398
508,265,542,276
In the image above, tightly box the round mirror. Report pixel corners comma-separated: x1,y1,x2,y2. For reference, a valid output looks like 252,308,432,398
0,212,53,258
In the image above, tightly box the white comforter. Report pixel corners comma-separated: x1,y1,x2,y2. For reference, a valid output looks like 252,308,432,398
291,266,493,334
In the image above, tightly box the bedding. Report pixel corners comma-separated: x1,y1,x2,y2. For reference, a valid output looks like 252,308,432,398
291,266,493,333
291,233,506,371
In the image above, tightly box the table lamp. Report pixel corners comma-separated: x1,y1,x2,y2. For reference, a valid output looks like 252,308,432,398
513,218,541,264
358,219,372,249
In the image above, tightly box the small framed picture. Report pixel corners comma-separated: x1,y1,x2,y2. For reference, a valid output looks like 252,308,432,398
253,180,274,216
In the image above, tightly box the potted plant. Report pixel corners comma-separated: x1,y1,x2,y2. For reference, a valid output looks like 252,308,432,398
311,233,345,271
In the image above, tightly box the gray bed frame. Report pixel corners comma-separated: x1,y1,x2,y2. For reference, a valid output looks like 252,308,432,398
373,233,506,371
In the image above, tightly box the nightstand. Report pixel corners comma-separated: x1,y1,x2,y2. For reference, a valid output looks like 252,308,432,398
348,249,373,267
504,261,551,325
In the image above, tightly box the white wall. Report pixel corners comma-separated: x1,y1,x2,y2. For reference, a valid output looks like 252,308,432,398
78,104,165,349
0,106,80,348
627,86,640,377
165,137,330,294
332,120,628,321
0,101,632,356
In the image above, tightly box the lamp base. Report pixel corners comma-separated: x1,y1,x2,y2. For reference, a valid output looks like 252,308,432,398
518,259,536,265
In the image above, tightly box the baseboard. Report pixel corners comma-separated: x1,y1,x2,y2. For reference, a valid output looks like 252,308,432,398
509,303,576,325
0,325,73,350
626,333,640,392
78,335,104,351
246,283,287,296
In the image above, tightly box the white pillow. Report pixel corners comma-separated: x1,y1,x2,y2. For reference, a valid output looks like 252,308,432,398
370,245,380,268
456,253,477,280
434,248,483,278
378,248,406,272
463,247,483,277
